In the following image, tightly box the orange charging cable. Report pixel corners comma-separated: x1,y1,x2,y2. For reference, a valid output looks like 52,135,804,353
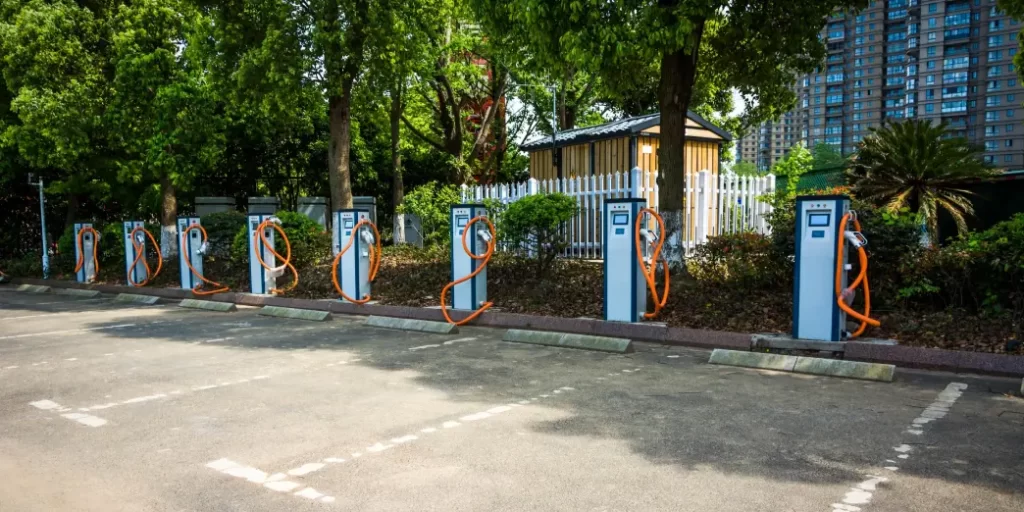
127,226,163,286
635,208,670,319
331,219,382,304
181,224,229,296
441,216,496,326
74,226,101,281
253,219,297,295
835,212,880,338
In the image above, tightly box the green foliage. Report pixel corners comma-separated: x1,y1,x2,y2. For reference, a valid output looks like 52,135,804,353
731,161,760,177
499,193,577,278
230,212,331,271
811,143,845,171
848,119,997,240
770,143,813,199
199,211,246,259
688,232,787,290
397,182,463,246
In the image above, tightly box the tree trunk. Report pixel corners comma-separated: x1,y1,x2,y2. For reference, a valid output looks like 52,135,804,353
159,171,178,258
657,21,704,269
391,85,406,244
328,84,355,210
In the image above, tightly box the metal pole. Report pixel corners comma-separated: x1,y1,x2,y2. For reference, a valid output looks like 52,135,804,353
38,178,49,279
551,86,560,185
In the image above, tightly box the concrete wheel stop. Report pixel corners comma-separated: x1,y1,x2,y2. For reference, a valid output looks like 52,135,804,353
114,293,161,305
179,299,237,312
709,349,895,382
54,288,101,298
364,316,458,334
503,329,633,354
16,284,51,293
258,305,331,321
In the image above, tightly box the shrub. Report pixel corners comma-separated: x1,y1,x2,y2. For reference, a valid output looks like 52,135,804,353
688,232,787,290
499,193,578,278
953,214,1024,321
55,222,129,270
397,182,462,246
199,210,246,258
230,211,331,271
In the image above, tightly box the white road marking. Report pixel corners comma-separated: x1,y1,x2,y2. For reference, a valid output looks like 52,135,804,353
321,496,336,503
3,365,17,369
667,355,680,358
294,487,324,500
443,337,477,345
65,358,78,361
324,458,346,463
391,435,418,444
420,427,437,433
288,463,325,476
264,481,302,492
207,458,333,502
409,344,441,351
30,400,63,410
829,382,967,512
460,412,491,422
203,337,234,344
442,421,460,428
60,412,108,427
486,406,512,414
366,442,393,453
0,323,137,340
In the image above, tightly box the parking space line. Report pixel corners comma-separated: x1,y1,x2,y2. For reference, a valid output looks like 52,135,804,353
30,399,109,427
206,458,334,504
829,382,968,512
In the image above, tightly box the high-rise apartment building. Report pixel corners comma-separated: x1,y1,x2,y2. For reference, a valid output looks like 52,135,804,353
736,112,801,170
739,0,1024,168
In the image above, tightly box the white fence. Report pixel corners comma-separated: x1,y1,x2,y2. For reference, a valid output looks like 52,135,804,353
462,168,776,259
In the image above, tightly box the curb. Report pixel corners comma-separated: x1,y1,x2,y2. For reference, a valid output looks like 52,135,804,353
258,306,331,322
503,329,633,354
179,299,237,313
16,284,51,293
365,316,458,334
709,349,895,382
114,293,161,305
7,277,1024,378
53,288,102,298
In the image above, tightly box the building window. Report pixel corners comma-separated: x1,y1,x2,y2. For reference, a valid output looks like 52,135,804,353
989,66,1002,77
985,155,995,163
1009,94,1016,102
927,61,936,70
1006,155,1014,163
924,104,934,113
985,140,998,151
1007,124,1015,133
928,32,937,42
986,111,1001,121
926,89,935,99
928,17,936,28
987,96,1002,106
1008,109,1016,118
989,51,1003,61
927,47,936,57
943,71,968,84
989,35,1004,46
1006,140,1014,148
990,20,1003,31
943,57,969,69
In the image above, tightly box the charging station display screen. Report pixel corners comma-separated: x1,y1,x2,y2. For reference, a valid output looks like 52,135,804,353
456,216,468,227
343,219,354,229
808,213,830,227
612,213,629,226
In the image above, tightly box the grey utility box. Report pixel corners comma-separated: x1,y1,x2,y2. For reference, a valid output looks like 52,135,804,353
353,196,377,226
248,197,280,215
195,197,235,216
298,197,328,228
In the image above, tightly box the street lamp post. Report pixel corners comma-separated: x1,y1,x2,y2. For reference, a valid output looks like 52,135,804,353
27,173,49,279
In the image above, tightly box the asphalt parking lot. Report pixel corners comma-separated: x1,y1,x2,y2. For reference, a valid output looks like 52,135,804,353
0,288,1022,512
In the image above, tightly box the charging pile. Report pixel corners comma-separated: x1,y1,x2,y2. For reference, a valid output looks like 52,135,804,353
123,222,163,287
794,195,879,342
179,218,228,295
442,204,495,326
331,209,381,304
248,215,296,296
74,222,99,283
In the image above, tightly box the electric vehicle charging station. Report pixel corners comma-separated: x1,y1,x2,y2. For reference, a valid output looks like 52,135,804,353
332,209,373,302
449,204,489,311
247,214,277,295
73,222,97,283
603,198,647,323
793,195,851,342
122,221,147,286
177,217,204,290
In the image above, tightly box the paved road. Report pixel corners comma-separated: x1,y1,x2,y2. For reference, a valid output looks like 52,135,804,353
0,288,1022,512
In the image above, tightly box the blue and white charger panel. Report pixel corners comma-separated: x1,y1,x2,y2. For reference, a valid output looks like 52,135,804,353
793,195,850,342
247,214,277,295
122,221,146,287
332,209,372,302
450,204,487,310
73,222,96,283
603,198,646,323
177,217,202,290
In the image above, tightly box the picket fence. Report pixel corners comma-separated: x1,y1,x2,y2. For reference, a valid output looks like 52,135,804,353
461,167,776,259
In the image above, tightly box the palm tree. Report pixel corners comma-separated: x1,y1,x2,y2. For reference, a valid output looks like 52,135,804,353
847,119,997,240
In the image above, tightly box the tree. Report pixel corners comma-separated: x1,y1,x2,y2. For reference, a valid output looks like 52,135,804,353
1000,1,1024,83
470,0,867,266
200,0,383,210
770,143,812,199
0,0,119,227
107,0,224,255
731,161,759,176
811,143,846,171
847,119,997,240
